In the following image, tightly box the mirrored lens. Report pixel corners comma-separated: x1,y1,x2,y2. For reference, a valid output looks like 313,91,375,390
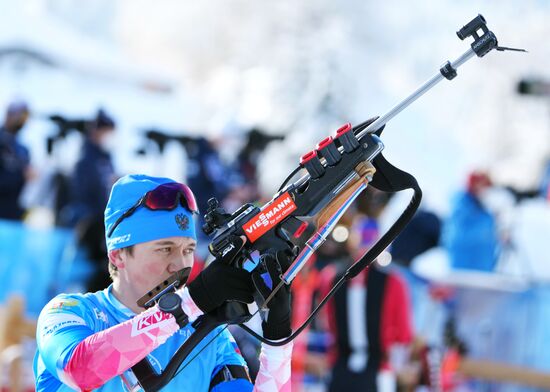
144,183,198,213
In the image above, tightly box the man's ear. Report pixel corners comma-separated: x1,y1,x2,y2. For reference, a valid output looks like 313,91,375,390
108,249,125,270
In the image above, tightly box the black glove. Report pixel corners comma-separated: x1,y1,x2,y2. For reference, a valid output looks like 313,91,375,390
253,249,293,340
188,236,255,313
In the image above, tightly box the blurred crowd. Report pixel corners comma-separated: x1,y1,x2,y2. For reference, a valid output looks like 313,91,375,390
2,97,550,391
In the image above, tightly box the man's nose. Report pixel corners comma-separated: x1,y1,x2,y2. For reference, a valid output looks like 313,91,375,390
168,254,192,273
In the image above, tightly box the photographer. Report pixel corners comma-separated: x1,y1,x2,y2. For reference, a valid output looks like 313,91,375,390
59,109,117,228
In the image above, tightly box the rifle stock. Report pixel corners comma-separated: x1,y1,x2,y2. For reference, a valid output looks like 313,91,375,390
314,161,375,229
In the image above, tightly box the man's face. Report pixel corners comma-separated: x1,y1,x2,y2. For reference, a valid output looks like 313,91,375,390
115,236,196,296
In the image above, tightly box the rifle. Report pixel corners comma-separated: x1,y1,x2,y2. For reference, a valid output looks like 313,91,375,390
130,15,526,391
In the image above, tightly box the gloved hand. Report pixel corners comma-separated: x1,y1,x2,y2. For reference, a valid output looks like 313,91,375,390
253,249,293,340
188,236,255,313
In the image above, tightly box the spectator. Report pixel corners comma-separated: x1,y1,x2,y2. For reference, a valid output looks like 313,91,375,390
235,128,285,203
0,100,32,221
184,136,243,214
60,108,117,291
391,208,442,268
318,215,415,391
289,257,324,391
442,171,499,271
60,108,117,227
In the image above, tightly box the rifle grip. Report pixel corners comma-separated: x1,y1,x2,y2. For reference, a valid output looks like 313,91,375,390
314,161,376,228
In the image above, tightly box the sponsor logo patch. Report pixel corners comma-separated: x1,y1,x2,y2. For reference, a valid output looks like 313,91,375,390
46,299,80,313
108,234,131,248
131,310,173,338
242,192,297,242
93,308,109,323
177,328,193,340
41,314,86,340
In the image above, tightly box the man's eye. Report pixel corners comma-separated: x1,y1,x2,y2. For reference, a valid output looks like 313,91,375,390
183,248,194,255
158,247,171,253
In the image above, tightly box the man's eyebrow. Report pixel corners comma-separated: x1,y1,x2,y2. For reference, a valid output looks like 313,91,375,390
154,240,197,247
154,241,176,246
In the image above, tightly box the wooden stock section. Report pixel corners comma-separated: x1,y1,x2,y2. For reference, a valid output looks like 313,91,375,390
314,161,376,228
459,358,550,388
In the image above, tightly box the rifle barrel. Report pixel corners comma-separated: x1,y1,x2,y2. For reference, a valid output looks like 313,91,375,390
358,48,476,139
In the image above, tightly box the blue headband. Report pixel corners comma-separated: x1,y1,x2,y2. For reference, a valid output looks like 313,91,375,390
104,174,196,251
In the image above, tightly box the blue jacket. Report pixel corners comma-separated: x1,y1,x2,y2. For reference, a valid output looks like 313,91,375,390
391,210,441,266
34,286,251,391
61,140,114,227
0,127,30,220
443,191,499,271
185,138,242,213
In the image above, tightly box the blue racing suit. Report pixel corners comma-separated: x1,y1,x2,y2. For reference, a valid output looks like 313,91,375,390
33,286,252,391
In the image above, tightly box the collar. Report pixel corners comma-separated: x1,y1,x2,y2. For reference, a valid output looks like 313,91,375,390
104,284,136,319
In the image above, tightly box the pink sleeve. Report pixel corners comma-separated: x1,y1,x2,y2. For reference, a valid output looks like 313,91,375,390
178,287,204,321
62,305,179,391
253,341,293,392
